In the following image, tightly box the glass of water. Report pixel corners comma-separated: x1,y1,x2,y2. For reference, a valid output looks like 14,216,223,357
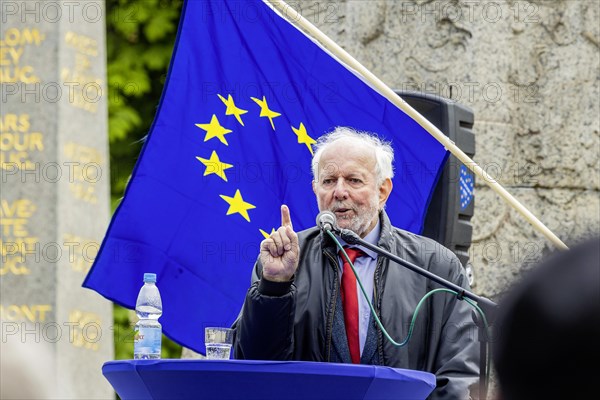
204,327,233,359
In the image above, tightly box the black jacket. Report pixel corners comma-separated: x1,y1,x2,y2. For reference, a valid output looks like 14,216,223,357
234,211,479,399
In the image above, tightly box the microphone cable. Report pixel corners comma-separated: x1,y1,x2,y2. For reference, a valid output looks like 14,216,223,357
328,230,491,386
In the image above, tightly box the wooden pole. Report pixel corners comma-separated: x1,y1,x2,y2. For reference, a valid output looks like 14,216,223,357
265,0,568,250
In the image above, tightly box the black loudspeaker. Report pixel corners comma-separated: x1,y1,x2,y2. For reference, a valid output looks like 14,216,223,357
395,91,476,270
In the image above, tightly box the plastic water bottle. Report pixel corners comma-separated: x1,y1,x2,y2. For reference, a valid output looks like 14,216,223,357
134,273,162,359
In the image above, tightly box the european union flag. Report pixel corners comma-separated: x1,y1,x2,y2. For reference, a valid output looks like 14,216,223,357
84,0,448,353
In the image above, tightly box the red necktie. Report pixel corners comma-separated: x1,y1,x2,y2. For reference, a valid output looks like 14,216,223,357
339,247,365,364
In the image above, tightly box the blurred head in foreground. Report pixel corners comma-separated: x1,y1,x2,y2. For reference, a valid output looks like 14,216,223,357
493,237,600,400
0,322,56,399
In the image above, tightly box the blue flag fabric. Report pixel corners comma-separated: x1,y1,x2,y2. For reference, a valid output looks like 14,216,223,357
84,0,448,353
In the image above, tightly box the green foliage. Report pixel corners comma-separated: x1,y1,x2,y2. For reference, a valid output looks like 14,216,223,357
106,0,183,360
113,304,134,360
106,0,182,205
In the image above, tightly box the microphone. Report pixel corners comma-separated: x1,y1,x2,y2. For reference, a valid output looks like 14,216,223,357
339,228,360,244
316,211,338,232
316,211,360,243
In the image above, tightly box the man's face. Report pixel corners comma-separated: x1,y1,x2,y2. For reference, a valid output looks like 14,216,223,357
312,140,392,238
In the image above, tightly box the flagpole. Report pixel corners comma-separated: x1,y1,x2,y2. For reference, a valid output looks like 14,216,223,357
265,0,568,251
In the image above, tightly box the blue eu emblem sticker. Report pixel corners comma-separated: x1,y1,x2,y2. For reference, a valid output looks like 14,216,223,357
460,165,474,210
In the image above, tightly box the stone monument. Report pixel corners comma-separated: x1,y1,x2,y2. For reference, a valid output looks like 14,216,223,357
1,1,113,398
305,0,599,298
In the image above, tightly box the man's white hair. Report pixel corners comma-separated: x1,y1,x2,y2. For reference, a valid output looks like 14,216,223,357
311,126,395,185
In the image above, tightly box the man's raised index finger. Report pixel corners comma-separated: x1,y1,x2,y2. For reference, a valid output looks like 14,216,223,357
281,204,293,229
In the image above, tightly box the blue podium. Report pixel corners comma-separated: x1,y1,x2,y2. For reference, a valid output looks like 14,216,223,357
103,359,436,400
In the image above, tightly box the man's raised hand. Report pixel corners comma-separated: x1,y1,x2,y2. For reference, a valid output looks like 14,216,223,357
260,205,299,282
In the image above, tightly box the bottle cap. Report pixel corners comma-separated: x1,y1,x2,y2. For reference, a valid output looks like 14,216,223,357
143,273,157,283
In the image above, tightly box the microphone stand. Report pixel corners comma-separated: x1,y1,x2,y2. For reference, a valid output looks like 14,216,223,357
337,228,497,400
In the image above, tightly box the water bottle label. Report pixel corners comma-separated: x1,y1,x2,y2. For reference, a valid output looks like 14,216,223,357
134,326,161,356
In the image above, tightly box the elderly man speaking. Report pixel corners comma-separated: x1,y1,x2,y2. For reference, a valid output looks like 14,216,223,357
233,127,479,399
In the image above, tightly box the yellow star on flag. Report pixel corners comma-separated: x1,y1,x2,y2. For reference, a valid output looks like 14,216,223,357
195,114,232,145
291,122,317,155
196,150,233,182
251,96,281,130
219,189,256,222
218,94,248,126
259,228,277,239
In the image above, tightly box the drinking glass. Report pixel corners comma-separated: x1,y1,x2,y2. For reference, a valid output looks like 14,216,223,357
204,327,233,359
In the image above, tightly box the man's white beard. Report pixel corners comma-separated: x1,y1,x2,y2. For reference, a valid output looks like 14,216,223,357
332,195,380,237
